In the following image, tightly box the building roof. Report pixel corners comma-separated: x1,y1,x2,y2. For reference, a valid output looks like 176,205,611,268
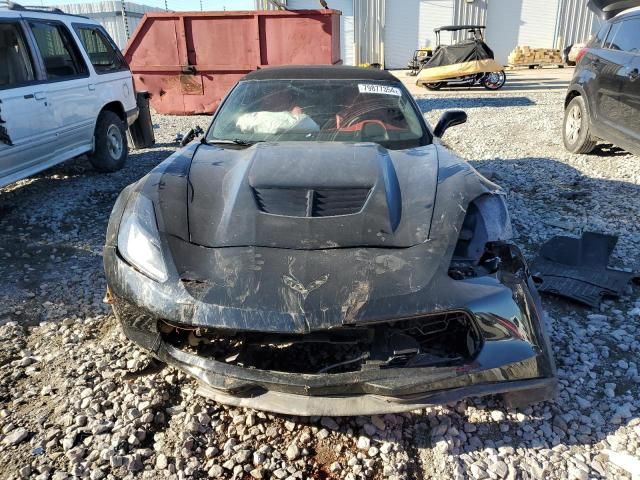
243,65,399,82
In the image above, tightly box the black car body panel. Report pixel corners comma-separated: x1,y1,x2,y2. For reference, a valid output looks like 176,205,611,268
186,142,437,249
566,7,640,154
588,0,640,19
105,66,556,415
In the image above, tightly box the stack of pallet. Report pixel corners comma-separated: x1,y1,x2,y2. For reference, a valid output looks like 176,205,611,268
508,46,563,66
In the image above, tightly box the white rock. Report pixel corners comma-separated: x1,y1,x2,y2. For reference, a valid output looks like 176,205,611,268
357,436,371,450
3,427,28,445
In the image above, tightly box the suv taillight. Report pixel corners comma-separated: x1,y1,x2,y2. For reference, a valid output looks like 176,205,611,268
575,47,588,64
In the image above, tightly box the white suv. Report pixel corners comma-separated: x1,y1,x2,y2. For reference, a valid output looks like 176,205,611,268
0,3,138,188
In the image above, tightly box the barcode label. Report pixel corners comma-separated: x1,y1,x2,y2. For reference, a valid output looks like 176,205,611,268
358,84,402,96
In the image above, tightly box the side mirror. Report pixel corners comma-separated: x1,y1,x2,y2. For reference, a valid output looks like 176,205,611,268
433,110,467,138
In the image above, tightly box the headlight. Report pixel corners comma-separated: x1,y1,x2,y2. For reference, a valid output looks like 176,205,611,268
117,193,168,283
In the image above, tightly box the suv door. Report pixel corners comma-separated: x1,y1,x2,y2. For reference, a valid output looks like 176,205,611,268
72,22,135,125
584,20,631,134
26,19,93,158
0,19,53,187
614,16,640,147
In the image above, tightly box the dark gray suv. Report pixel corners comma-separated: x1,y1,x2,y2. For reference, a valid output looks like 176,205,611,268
563,7,640,155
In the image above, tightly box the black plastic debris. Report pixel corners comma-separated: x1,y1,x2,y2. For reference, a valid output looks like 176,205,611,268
128,91,155,149
531,232,637,307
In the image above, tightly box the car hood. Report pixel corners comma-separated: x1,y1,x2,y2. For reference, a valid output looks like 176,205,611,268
588,0,640,18
180,142,439,249
108,142,508,331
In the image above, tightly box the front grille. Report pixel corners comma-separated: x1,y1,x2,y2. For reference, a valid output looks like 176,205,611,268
158,310,479,375
253,187,370,217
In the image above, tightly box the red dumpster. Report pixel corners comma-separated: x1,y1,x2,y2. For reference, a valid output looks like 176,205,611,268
123,10,342,115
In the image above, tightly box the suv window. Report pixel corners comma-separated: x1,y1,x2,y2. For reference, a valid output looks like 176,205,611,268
0,23,35,88
75,25,127,73
604,22,620,49
28,20,88,80
588,23,610,48
606,17,640,53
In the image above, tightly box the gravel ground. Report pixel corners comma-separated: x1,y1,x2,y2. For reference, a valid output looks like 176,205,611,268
0,88,639,480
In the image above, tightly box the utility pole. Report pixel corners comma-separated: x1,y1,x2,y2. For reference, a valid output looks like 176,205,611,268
164,0,168,11
120,0,130,40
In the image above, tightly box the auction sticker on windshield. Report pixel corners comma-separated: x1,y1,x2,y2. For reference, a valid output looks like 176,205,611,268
358,84,402,96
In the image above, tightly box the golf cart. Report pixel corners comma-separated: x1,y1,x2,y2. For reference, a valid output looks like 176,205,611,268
407,47,434,76
416,25,506,90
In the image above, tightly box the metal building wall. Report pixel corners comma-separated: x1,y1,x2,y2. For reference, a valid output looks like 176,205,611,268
384,0,419,68
518,0,561,48
555,0,602,50
288,0,355,65
354,0,385,66
255,0,288,10
419,0,454,49
52,2,163,49
452,0,487,41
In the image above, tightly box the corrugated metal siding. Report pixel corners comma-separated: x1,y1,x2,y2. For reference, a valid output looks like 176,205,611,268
452,0,487,42
255,0,288,11
485,0,523,64
555,0,602,50
419,0,454,48
517,0,561,48
384,0,419,68
354,0,384,66
52,2,163,48
288,0,355,65
486,0,576,64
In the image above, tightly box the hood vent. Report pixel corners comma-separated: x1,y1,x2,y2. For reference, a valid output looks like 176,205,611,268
253,187,371,218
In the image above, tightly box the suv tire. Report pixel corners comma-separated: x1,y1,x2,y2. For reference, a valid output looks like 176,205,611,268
563,96,597,154
90,111,128,172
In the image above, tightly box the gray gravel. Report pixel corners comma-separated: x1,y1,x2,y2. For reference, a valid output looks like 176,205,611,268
0,88,639,479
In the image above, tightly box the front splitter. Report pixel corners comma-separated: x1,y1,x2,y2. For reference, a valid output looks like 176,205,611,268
197,377,556,416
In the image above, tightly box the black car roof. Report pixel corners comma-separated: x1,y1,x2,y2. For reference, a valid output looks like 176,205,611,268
588,0,640,19
243,65,399,82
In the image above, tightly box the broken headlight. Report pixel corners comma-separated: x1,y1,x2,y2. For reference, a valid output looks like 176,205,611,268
117,193,168,283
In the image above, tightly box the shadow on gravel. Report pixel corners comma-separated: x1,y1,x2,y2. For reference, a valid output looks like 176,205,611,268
416,96,535,110
590,144,630,157
0,149,175,198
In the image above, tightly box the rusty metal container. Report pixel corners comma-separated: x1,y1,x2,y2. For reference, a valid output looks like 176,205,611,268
123,10,342,115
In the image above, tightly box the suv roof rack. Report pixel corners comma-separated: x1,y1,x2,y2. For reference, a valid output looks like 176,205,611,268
0,1,90,19
1,1,64,13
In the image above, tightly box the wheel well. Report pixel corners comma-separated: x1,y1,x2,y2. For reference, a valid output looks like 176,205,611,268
101,102,126,122
565,90,580,109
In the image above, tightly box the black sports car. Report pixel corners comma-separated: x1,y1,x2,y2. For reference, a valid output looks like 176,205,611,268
104,66,556,416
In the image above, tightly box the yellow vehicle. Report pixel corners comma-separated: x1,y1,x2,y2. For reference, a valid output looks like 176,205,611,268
407,47,434,76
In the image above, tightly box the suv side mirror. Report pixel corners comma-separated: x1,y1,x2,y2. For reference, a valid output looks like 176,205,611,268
433,110,467,138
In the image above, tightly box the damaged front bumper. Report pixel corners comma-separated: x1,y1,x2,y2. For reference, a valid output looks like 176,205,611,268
105,242,557,416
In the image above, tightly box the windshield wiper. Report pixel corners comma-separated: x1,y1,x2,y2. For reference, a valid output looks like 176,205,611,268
203,138,261,146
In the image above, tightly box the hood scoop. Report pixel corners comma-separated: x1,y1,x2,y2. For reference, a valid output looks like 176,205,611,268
186,142,438,250
253,187,371,218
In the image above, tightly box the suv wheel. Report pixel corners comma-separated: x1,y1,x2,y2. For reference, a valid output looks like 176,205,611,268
90,111,128,172
563,96,597,154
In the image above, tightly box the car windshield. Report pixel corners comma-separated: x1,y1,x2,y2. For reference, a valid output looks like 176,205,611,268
207,79,428,149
